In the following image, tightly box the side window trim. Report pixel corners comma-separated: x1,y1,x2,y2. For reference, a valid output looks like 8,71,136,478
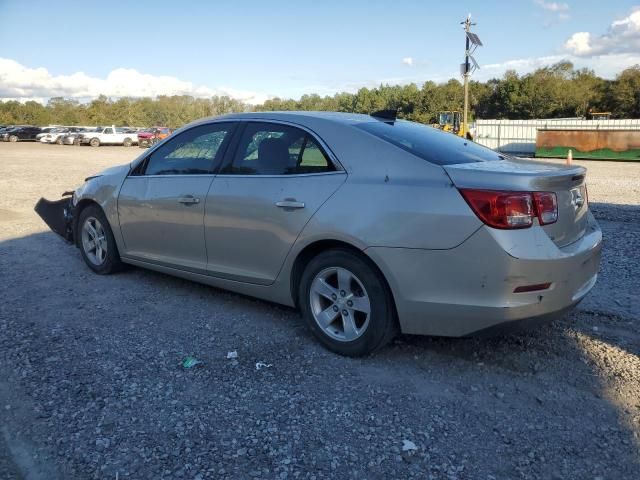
130,121,238,177
214,122,247,175
217,120,342,176
296,136,308,167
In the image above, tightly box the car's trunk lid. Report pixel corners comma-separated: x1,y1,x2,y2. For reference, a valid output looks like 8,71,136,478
444,158,589,247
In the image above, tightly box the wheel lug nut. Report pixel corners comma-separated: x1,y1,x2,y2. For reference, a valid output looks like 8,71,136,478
333,305,339,312
342,310,348,316
331,294,337,300
347,300,353,307
340,290,346,297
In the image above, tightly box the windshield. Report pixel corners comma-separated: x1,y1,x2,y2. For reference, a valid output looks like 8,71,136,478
355,120,502,166
439,112,454,125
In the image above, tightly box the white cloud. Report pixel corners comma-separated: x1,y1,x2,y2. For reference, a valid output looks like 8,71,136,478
0,58,271,105
564,32,592,55
482,55,565,74
564,8,640,57
535,0,569,12
477,52,640,80
402,57,414,67
478,8,640,81
534,0,570,24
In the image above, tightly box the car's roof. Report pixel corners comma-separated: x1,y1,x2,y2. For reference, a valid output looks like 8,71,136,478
209,111,379,126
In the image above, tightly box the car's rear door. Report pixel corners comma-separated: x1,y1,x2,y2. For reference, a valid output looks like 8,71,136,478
118,122,237,272
27,128,41,140
204,121,346,285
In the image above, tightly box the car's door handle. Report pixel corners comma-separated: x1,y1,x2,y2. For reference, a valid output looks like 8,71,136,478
275,200,305,209
178,196,200,205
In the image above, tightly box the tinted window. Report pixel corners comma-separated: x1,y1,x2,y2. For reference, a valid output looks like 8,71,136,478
225,122,334,175
143,123,232,175
355,120,502,165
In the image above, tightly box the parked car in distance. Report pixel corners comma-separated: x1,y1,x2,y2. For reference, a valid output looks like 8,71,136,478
77,126,139,147
138,127,173,148
35,127,58,142
35,111,602,356
40,127,84,145
2,126,42,142
61,128,89,145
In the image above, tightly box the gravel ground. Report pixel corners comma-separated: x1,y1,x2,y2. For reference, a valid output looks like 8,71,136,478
0,143,638,479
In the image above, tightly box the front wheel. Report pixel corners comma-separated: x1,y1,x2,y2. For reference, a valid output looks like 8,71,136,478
122,137,132,147
299,249,397,356
89,138,100,147
9,135,18,142
77,205,122,274
56,137,63,145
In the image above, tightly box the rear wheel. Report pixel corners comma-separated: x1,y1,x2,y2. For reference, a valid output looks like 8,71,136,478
77,205,122,274
123,137,132,147
9,135,18,142
56,137,63,145
299,249,397,356
89,138,100,147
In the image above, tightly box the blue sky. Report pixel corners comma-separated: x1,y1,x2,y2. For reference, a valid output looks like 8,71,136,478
0,0,639,103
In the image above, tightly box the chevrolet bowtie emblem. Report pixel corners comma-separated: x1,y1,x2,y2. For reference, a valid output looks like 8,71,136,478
571,188,585,209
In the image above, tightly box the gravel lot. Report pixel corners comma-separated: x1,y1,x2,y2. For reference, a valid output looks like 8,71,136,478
0,142,638,479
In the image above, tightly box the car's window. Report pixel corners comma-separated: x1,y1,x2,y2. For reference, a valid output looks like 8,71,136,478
142,123,233,176
355,119,502,165
224,122,334,175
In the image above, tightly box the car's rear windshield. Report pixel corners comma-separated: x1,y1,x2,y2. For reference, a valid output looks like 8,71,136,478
355,120,503,165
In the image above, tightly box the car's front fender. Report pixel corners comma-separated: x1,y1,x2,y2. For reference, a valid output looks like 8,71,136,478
72,163,130,251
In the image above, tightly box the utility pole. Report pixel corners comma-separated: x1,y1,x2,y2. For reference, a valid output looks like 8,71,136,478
460,14,482,138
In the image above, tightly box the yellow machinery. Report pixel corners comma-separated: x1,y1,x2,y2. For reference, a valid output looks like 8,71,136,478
586,111,611,120
434,111,471,138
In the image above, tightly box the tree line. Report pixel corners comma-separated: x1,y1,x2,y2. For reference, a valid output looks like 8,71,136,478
1,62,638,128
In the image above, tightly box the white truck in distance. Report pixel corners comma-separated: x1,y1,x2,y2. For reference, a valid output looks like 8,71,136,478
78,126,139,147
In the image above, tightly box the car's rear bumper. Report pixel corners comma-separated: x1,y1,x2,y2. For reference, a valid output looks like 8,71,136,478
366,213,602,337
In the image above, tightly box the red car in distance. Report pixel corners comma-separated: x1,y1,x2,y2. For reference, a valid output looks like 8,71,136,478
137,127,173,148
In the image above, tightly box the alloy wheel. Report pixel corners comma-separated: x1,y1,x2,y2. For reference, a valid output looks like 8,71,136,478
309,267,371,342
81,216,108,266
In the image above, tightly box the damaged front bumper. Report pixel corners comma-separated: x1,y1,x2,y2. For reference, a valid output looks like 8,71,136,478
34,194,75,243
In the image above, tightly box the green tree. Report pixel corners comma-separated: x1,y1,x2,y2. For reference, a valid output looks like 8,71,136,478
608,66,640,118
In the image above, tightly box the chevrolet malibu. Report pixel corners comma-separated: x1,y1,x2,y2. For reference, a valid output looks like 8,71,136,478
35,111,602,356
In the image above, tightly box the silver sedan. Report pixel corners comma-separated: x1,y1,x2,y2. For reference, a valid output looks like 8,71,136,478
35,111,602,356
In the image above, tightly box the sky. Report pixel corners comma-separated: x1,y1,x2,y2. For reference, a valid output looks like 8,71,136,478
0,0,639,104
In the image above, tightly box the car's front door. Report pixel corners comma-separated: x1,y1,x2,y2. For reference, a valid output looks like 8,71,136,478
118,122,236,272
204,121,346,285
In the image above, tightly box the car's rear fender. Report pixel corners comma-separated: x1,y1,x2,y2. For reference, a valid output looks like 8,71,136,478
297,165,482,250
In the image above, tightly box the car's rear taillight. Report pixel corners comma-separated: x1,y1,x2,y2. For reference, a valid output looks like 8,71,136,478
459,189,558,230
533,192,558,225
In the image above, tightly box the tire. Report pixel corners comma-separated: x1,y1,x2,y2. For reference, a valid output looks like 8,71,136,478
56,137,63,145
77,205,122,275
89,138,100,147
9,135,18,142
299,248,397,356
123,137,132,147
